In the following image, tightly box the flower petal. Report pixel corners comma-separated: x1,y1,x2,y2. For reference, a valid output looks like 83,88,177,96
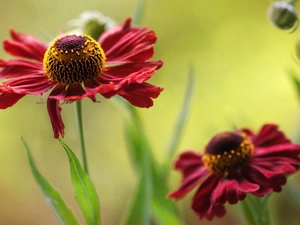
3,30,47,61
191,174,226,220
86,61,163,107
85,79,118,98
47,90,65,138
168,151,210,199
0,91,25,109
99,18,157,63
0,74,53,95
0,59,43,78
48,83,87,102
211,174,259,205
241,165,282,196
250,124,290,147
117,82,163,108
103,61,163,81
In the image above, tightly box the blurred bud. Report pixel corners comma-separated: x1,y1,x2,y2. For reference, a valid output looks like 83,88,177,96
68,11,116,40
268,2,298,30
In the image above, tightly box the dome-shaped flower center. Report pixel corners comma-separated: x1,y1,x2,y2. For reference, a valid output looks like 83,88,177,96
202,132,254,175
43,34,106,85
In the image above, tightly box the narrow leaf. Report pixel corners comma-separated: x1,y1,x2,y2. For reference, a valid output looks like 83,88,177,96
289,70,300,101
151,164,184,225
21,137,80,225
123,104,184,225
241,197,257,225
123,173,151,225
161,65,195,178
132,0,145,25
123,117,152,225
58,139,101,225
281,177,300,214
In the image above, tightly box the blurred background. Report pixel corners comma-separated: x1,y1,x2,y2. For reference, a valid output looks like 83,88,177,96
1,0,300,224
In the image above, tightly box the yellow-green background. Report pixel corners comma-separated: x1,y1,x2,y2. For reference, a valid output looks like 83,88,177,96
1,0,300,224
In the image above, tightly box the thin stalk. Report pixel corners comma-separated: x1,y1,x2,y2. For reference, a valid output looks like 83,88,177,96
74,100,89,175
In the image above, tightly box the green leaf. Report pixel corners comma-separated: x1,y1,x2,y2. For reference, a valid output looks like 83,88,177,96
289,70,300,101
123,173,151,225
123,115,152,225
58,139,101,225
132,0,145,25
21,137,80,225
123,104,184,225
151,165,183,225
282,178,300,213
241,195,271,225
161,65,195,178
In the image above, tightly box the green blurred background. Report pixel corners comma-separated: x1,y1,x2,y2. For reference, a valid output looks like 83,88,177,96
1,0,300,224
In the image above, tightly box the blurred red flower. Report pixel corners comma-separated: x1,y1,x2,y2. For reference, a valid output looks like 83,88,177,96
168,124,300,220
0,18,163,138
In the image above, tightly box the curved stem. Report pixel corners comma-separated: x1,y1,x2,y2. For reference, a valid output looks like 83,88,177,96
74,100,89,175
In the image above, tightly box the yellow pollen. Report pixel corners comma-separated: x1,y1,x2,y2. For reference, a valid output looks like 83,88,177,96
202,133,254,175
43,34,106,85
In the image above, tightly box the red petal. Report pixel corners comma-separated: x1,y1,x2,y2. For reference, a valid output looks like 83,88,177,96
241,165,278,196
117,82,163,108
47,93,65,138
211,175,259,205
168,151,210,199
99,18,157,63
0,74,53,95
48,83,87,102
103,61,163,81
0,91,25,109
251,124,290,147
85,79,118,99
191,174,226,220
3,30,47,61
0,59,43,78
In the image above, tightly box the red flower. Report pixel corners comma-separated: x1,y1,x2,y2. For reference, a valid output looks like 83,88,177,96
0,18,163,138
168,124,300,220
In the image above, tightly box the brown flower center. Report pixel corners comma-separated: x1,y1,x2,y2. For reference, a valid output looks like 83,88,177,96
202,132,254,175
43,34,106,85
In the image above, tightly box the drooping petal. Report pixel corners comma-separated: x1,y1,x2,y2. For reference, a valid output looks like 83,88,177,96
241,165,281,196
3,30,47,62
85,79,118,99
99,18,157,63
85,61,163,107
0,91,25,109
191,174,226,220
0,59,43,78
0,74,54,95
168,151,210,199
47,90,65,138
117,82,163,108
211,174,259,205
48,83,87,102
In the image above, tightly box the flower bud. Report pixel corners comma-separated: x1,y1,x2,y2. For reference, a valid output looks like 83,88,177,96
268,2,298,30
68,11,116,40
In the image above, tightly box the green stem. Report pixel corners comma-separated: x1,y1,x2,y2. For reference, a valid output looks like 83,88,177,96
74,100,89,175
241,195,271,225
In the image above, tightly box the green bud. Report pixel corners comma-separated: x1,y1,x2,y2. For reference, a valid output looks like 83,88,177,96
268,2,298,30
68,11,116,40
